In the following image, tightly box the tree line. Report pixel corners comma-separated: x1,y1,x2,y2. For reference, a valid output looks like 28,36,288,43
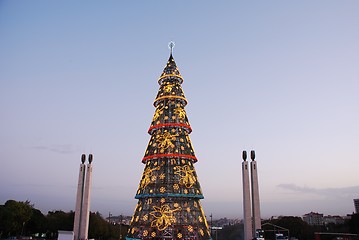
1,199,359,240
0,200,128,240
215,215,359,240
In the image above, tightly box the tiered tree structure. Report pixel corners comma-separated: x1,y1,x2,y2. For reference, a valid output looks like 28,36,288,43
126,46,212,240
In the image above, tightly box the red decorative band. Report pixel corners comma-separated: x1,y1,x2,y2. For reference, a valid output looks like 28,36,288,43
142,154,197,163
148,123,192,133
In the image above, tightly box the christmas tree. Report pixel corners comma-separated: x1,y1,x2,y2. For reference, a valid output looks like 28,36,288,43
126,43,211,240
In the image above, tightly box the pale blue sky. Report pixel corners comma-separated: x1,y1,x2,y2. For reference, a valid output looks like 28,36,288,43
1,1,358,219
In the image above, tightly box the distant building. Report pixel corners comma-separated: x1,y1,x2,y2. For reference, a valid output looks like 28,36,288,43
323,215,345,225
303,212,324,226
106,215,131,225
354,199,359,214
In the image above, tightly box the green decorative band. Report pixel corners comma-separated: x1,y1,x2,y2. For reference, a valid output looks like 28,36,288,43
135,193,204,199
125,238,141,240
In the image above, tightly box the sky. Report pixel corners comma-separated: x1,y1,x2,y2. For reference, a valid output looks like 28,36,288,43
1,1,359,219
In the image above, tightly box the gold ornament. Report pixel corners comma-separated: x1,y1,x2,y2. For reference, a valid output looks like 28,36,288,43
156,132,178,150
153,106,164,121
150,205,180,231
163,84,174,92
139,164,163,189
174,107,186,119
174,165,196,188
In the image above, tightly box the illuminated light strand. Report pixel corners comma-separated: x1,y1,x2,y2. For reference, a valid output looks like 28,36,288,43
148,123,192,133
135,193,204,199
154,95,187,105
158,73,183,82
142,153,197,162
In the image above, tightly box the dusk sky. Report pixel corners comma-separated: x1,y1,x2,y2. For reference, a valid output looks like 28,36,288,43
1,1,359,219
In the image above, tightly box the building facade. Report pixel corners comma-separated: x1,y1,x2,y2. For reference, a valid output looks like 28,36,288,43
303,212,324,226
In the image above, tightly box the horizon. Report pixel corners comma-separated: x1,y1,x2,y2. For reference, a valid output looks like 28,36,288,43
1,197,355,221
1,1,359,220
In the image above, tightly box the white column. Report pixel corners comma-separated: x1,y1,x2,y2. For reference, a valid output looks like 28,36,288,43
251,160,261,235
242,159,252,240
80,162,93,240
73,162,86,240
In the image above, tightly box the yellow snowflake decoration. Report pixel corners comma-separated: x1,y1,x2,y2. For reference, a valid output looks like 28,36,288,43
156,132,178,150
174,107,186,119
163,84,174,92
174,165,196,188
150,205,180,231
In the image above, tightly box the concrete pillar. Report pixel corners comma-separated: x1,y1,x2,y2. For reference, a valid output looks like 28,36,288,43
80,160,93,240
73,155,86,240
242,151,252,240
250,158,261,235
73,154,93,240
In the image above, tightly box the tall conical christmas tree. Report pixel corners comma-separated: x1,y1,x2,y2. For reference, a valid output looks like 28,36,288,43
126,44,211,240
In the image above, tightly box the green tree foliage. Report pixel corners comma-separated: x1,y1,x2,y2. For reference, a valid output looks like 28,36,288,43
0,200,33,237
88,212,129,240
26,208,48,236
216,223,243,240
46,211,74,233
348,214,359,234
272,216,314,240
88,212,109,239
262,216,315,240
0,200,128,239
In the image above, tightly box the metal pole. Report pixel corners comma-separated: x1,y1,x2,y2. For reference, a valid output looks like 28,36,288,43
119,214,123,240
210,214,213,237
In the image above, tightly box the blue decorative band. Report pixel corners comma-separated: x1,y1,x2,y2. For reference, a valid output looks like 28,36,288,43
135,193,204,199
